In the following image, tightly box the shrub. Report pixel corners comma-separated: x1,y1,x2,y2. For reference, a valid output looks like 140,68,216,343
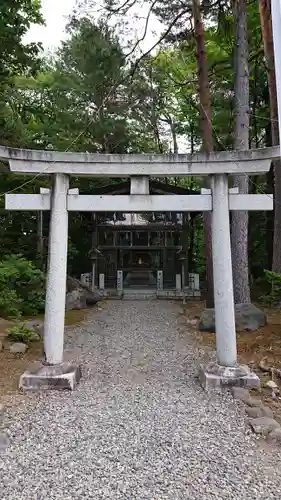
260,270,281,306
0,254,45,318
7,322,40,344
0,289,22,319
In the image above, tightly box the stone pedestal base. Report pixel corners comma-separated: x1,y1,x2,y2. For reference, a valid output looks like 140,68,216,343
198,362,260,390
19,363,82,391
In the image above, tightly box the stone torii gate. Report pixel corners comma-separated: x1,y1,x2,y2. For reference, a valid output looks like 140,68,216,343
1,145,279,390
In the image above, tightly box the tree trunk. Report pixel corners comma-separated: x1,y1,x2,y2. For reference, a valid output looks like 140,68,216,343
170,120,178,154
192,0,214,308
259,0,279,145
266,165,274,269
188,215,195,271
231,0,251,304
265,123,274,269
259,0,281,273
164,115,179,154
37,211,44,268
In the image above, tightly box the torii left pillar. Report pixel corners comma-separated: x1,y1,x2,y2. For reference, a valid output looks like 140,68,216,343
44,174,69,364
19,174,81,390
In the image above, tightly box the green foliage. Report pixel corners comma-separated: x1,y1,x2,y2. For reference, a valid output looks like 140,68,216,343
260,270,281,306
29,16,131,153
0,289,23,319
0,255,45,318
7,322,39,344
0,0,43,80
0,0,43,151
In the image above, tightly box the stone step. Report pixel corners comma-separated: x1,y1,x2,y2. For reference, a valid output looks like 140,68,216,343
123,294,157,300
123,288,157,300
123,270,156,287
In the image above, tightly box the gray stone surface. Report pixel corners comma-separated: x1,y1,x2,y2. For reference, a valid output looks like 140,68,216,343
265,380,279,390
249,417,281,436
246,396,264,407
9,342,28,354
66,288,87,311
2,301,281,499
245,406,274,419
199,363,260,390
0,339,2,351
235,303,267,331
66,276,102,310
232,387,252,403
199,303,267,333
268,428,281,443
231,387,266,407
1,143,279,175
19,363,82,391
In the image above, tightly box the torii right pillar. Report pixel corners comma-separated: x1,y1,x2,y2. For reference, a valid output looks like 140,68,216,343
199,174,260,389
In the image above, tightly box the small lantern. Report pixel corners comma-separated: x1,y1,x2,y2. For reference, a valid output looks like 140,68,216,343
88,248,99,262
88,248,102,291
179,250,187,262
178,250,187,301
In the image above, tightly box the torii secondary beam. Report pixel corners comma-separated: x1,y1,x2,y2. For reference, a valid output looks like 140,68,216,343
5,192,273,212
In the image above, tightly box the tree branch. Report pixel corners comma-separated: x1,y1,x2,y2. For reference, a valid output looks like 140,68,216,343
128,8,190,80
124,0,159,59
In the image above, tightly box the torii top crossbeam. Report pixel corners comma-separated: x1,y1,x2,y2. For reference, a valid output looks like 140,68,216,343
0,145,279,176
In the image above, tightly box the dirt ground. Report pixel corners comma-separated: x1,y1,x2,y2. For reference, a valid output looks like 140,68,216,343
183,300,281,423
0,309,90,407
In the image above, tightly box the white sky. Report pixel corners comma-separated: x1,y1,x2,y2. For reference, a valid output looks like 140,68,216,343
24,0,76,49
25,0,161,53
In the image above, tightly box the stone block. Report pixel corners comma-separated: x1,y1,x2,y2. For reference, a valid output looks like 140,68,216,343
80,272,91,287
117,270,123,292
235,303,267,331
10,342,28,354
231,387,263,407
198,362,260,390
268,428,281,443
176,274,181,292
66,276,102,310
265,380,279,390
99,273,105,290
157,270,163,290
66,289,87,310
199,309,215,333
130,176,149,194
188,273,200,290
199,303,267,333
249,417,280,436
19,363,82,391
245,406,273,419
232,387,252,404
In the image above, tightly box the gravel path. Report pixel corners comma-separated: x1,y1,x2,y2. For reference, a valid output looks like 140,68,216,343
1,300,281,499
